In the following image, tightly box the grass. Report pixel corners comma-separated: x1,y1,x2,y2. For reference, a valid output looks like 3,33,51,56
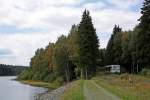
93,73,150,100
60,80,85,100
18,74,150,100
19,80,60,89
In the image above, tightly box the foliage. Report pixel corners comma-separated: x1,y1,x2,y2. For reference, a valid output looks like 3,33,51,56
97,49,106,67
0,64,27,76
52,35,70,82
140,68,150,76
77,10,99,79
18,10,99,82
105,25,122,65
105,0,150,72
136,0,150,67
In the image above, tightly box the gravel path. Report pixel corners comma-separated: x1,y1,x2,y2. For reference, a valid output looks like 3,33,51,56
84,80,120,100
35,86,65,100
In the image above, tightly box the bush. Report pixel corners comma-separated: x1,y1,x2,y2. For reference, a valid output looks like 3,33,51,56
18,69,33,80
53,77,64,86
140,68,150,76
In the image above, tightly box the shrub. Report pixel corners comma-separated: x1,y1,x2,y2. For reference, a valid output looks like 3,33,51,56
18,69,33,80
140,68,150,76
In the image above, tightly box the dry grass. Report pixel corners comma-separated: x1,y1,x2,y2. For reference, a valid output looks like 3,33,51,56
93,74,150,100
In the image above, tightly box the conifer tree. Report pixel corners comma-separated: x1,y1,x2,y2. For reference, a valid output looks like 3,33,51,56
137,0,150,67
77,10,99,79
106,25,122,65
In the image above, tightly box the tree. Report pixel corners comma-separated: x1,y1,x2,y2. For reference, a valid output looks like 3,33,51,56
97,49,106,67
52,35,70,82
128,27,140,73
121,31,132,72
67,24,79,64
77,10,99,79
137,0,150,67
105,33,114,65
106,25,122,65
28,43,55,81
67,25,79,79
113,26,122,64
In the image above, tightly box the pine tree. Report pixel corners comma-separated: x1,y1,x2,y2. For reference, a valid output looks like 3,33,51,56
77,10,99,79
137,0,150,67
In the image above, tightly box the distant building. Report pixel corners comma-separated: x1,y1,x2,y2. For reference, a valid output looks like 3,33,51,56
105,65,120,73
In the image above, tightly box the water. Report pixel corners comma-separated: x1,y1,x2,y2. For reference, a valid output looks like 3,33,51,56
0,76,48,100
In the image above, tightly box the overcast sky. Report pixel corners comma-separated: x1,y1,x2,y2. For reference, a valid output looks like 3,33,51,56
0,0,143,66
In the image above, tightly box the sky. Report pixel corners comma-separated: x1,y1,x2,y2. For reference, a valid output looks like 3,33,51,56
0,0,143,66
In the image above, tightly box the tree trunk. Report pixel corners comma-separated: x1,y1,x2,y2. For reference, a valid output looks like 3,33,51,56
66,61,70,81
65,68,69,83
132,62,135,74
85,68,88,80
80,68,84,79
137,63,138,73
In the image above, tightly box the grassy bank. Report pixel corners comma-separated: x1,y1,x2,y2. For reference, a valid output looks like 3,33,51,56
19,80,60,89
93,74,150,100
60,80,85,100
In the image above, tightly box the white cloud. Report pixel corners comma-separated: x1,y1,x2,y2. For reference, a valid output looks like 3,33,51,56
83,2,106,10
109,0,142,10
0,32,60,65
0,0,142,65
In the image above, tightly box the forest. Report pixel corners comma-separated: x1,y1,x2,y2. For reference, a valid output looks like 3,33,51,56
18,0,150,84
0,64,27,76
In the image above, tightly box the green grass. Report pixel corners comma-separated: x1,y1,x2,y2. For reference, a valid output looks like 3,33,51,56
93,74,150,100
60,80,85,100
19,80,60,89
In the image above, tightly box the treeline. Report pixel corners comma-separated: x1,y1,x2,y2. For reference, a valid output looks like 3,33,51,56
18,10,99,83
0,64,27,76
18,0,150,82
102,0,150,73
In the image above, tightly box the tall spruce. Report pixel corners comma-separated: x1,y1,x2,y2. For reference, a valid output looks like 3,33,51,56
113,26,122,64
106,25,122,65
137,0,150,67
77,10,99,79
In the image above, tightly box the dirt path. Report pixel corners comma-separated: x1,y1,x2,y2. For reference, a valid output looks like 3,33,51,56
83,80,120,100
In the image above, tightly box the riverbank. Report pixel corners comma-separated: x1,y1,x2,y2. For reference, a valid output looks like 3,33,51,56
35,85,66,100
19,80,60,89
17,74,150,100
